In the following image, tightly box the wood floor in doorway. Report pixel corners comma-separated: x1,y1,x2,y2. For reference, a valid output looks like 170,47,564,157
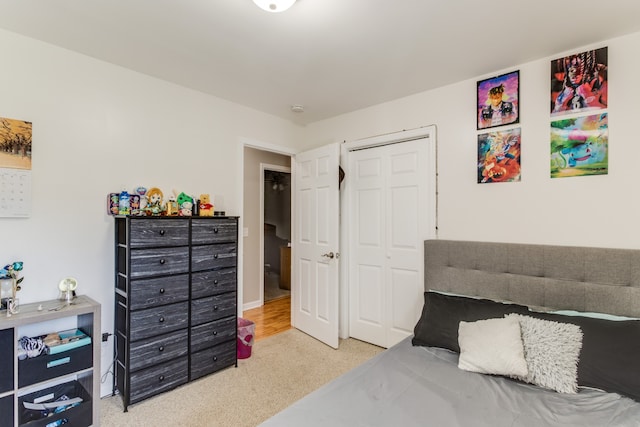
243,296,291,341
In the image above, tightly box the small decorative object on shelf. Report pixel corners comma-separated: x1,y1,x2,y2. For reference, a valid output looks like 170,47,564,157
1,261,24,314
135,186,148,211
107,193,119,215
177,192,194,216
58,277,78,302
199,194,214,216
118,190,131,215
146,187,164,215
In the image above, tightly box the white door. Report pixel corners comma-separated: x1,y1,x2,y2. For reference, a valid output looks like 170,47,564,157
292,143,340,348
348,138,431,348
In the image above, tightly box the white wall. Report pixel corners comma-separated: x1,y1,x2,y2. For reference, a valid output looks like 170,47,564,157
305,32,640,250
0,29,301,397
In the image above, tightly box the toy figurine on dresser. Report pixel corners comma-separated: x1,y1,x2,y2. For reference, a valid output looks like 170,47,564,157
177,192,194,216
199,194,214,216
146,187,164,215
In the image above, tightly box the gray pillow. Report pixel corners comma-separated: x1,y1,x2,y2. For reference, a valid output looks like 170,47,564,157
507,314,583,394
412,291,530,352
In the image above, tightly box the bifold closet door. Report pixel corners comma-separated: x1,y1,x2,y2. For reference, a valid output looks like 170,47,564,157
348,139,429,348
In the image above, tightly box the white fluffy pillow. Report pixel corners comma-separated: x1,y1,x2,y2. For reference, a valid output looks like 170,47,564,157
457,317,528,377
506,314,583,394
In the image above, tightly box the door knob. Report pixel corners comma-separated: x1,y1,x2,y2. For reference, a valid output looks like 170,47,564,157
322,252,335,259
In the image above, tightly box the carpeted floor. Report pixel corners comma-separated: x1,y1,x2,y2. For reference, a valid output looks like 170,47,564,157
100,328,383,427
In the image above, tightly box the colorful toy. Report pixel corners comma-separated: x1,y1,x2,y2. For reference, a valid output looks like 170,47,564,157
199,194,214,216
118,190,131,215
107,193,119,215
166,193,179,216
177,192,193,216
130,194,141,216
135,186,148,210
146,187,164,215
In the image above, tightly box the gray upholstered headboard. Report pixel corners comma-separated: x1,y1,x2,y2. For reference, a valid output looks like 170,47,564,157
424,239,640,317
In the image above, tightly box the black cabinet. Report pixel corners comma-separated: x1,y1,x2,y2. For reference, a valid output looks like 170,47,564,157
114,216,238,411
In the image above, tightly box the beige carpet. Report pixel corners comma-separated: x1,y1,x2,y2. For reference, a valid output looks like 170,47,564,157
100,329,383,427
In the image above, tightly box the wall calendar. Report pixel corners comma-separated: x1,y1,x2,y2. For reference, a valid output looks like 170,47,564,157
0,117,32,218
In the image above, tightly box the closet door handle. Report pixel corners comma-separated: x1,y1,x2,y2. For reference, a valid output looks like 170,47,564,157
322,252,335,259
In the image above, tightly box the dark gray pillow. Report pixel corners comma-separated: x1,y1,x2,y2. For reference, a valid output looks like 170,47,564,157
412,291,529,352
526,310,640,402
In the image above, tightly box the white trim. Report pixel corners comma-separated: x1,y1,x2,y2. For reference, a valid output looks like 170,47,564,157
345,126,435,151
239,136,295,316
259,163,291,308
240,136,297,156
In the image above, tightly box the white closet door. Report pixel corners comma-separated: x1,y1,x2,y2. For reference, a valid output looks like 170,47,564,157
348,139,429,348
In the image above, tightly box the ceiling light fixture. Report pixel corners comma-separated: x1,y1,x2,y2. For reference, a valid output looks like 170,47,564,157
252,0,296,13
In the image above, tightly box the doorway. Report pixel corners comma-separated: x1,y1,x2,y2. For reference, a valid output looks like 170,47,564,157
263,168,291,302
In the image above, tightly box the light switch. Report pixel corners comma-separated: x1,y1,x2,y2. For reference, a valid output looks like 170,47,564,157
243,227,249,237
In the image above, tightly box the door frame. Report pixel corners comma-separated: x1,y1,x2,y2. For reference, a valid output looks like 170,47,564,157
259,163,292,306
339,126,438,338
239,137,296,314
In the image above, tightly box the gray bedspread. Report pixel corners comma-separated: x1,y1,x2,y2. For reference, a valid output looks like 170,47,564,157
260,337,640,427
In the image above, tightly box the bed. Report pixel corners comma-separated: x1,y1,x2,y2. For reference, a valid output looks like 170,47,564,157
260,239,640,426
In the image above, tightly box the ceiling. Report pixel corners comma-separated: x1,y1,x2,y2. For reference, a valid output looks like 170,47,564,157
0,1,639,126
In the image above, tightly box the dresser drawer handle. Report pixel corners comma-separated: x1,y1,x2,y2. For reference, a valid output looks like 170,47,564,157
159,316,165,323
159,230,166,236
213,228,219,233
158,345,164,352
158,375,165,382
212,331,218,336
212,356,218,362
159,259,166,265
213,279,219,285
213,305,219,311
213,254,218,259
159,288,165,294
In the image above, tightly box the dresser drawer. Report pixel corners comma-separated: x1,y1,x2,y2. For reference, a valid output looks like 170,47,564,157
130,218,189,248
130,246,189,279
190,341,236,381
191,219,237,245
129,356,188,404
130,274,189,310
191,293,236,326
129,329,188,372
190,317,236,353
191,243,237,272
130,302,189,341
191,268,236,299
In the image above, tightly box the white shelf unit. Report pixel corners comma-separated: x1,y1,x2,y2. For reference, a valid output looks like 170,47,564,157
0,295,101,427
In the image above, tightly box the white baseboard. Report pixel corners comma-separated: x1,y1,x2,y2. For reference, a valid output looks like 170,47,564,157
243,300,263,312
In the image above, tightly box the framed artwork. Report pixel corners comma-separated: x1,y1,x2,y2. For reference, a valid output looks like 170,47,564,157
551,47,607,117
550,113,608,179
477,70,519,130
477,128,521,184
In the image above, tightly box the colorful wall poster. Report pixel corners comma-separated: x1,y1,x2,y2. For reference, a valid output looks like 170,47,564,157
551,47,607,117
477,70,519,130
478,128,521,183
550,113,608,178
